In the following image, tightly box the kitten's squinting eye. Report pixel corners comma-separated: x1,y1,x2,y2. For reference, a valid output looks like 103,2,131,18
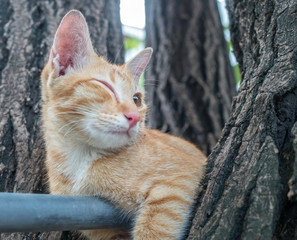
133,94,142,107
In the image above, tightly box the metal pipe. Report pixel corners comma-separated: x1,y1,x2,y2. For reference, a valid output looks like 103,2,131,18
0,192,131,233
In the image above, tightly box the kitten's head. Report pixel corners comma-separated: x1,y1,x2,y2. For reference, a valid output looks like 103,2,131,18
41,10,152,150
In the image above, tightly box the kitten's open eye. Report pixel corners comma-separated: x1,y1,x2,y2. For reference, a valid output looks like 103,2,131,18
133,94,142,107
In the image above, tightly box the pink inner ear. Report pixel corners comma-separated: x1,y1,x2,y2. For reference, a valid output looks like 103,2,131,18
55,34,74,75
51,47,73,76
134,64,145,80
51,11,91,76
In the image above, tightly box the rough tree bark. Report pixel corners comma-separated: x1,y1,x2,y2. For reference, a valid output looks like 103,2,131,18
0,0,123,239
145,0,236,155
188,0,297,239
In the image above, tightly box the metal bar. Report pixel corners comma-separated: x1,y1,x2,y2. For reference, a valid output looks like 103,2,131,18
0,193,131,233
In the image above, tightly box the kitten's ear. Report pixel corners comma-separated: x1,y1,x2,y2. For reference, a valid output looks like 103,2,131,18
125,47,153,83
50,10,94,77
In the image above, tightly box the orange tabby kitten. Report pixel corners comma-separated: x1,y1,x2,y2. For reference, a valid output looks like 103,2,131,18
41,10,206,240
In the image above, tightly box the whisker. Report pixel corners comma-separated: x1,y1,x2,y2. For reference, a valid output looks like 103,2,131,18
59,119,83,134
64,121,83,137
55,111,85,116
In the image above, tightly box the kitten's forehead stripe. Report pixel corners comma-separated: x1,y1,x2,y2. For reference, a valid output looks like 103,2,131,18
109,70,116,83
114,70,129,82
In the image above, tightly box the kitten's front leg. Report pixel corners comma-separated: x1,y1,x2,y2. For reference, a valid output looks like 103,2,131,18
133,186,194,240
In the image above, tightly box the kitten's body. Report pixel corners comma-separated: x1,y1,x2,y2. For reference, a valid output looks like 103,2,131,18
42,10,206,240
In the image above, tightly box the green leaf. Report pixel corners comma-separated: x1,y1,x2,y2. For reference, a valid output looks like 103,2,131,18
233,64,241,84
124,37,143,51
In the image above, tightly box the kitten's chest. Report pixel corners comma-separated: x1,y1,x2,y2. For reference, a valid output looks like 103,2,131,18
58,145,100,192
49,145,144,210
78,155,145,211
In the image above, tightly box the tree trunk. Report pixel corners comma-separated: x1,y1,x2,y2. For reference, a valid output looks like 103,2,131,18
0,0,123,239
188,0,297,239
145,0,235,155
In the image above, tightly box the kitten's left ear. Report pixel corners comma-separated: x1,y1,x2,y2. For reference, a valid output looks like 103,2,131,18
125,47,153,83
50,10,94,77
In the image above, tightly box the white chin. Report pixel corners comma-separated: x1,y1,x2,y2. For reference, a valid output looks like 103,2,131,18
88,128,138,150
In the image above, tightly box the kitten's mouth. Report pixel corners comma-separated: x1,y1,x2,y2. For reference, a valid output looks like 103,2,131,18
91,124,132,138
106,130,131,137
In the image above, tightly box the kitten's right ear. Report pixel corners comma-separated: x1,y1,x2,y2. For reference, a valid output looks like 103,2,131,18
49,10,94,77
125,48,153,84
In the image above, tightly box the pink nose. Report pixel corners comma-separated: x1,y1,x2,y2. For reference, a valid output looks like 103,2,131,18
124,112,140,129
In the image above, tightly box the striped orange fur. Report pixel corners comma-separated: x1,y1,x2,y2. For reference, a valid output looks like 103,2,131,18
41,10,206,240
